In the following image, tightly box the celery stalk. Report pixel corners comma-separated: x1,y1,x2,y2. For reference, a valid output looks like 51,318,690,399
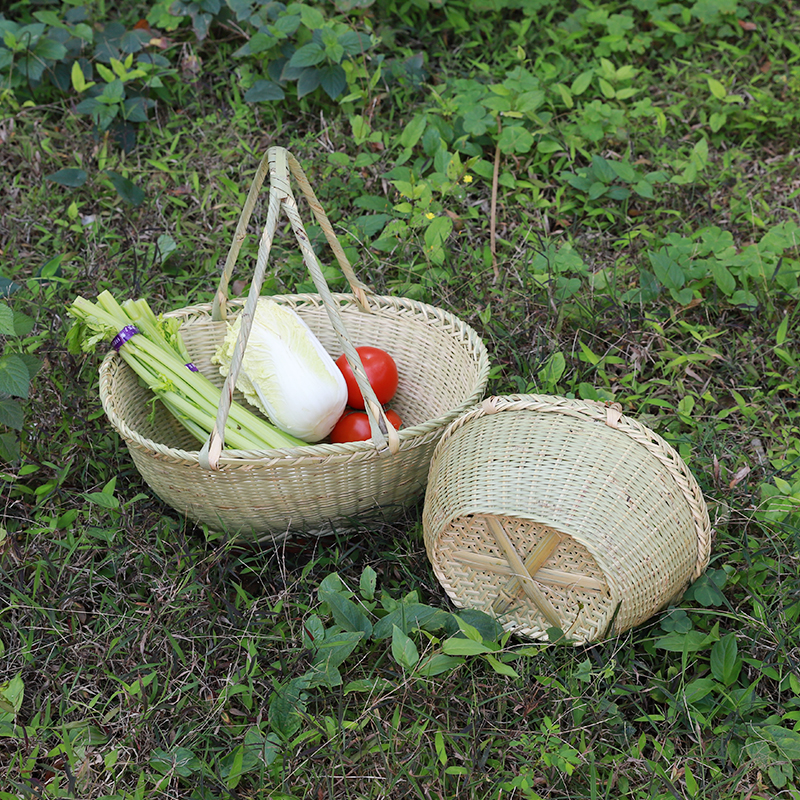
67,292,307,451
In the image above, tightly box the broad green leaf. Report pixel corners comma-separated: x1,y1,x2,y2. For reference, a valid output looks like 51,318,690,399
710,112,726,132
0,399,23,431
309,631,363,671
319,64,346,99
484,653,519,678
0,303,13,336
269,675,309,741
46,168,88,188
570,69,593,95
0,277,20,298
497,124,533,154
442,637,492,656
537,351,566,389
707,77,727,100
416,654,463,677
399,114,427,149
391,625,419,670
81,489,120,509
0,355,29,399
244,80,285,102
319,589,372,637
0,431,20,463
710,634,741,686
359,565,377,601
608,159,637,183
649,250,685,291
710,260,736,295
683,677,718,705
105,171,145,206
424,216,453,254
297,67,321,98
763,725,800,761
289,42,325,68
298,5,325,28
373,603,450,639
654,630,710,652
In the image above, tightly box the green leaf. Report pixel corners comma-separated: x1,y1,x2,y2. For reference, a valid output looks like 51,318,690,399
269,675,309,741
0,431,20,463
46,168,88,188
104,170,145,206
497,124,534,154
0,303,13,336
537,351,566,389
709,112,726,132
710,634,741,686
359,565,377,601
649,249,685,291
373,603,450,639
707,77,727,100
297,67,321,98
338,30,373,56
570,69,593,95
710,260,736,295
654,630,711,652
442,637,492,656
244,80,285,102
0,399,24,431
391,625,419,670
0,277,20,298
763,725,800,760
289,42,325,68
484,653,519,678
298,5,325,28
683,677,718,705
424,216,453,253
416,654,463,677
309,631,364,671
0,355,30,399
320,589,372,637
399,115,427,149
318,64,346,99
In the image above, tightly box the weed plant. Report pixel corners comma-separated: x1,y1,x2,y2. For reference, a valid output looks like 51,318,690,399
1,0,800,798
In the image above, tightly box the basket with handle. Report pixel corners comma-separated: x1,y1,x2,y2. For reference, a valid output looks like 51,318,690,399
422,394,711,644
98,147,489,542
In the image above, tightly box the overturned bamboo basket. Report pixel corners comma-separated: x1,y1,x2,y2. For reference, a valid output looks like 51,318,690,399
422,394,711,644
99,147,489,542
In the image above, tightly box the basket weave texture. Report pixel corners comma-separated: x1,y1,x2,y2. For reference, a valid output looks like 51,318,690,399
422,394,711,644
98,148,489,541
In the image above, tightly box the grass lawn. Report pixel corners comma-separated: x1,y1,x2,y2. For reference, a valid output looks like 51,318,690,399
2,0,800,797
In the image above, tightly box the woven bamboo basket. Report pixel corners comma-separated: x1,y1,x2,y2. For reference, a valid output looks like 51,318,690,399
422,394,711,644
98,147,489,542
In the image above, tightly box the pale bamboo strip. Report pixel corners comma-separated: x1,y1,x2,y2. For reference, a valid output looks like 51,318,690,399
491,526,562,615
451,551,605,591
485,517,562,629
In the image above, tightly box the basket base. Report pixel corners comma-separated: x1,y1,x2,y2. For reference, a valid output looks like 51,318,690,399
428,514,615,644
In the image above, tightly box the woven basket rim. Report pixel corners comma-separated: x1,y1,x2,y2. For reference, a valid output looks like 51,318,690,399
429,393,713,580
99,291,489,467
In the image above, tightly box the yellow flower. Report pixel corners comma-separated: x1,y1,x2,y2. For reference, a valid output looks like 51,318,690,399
425,212,435,220
463,174,473,183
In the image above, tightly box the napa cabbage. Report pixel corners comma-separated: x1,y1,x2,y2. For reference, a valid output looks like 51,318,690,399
214,298,347,442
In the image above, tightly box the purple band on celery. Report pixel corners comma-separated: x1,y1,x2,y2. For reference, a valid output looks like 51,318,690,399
111,325,140,351
185,362,199,372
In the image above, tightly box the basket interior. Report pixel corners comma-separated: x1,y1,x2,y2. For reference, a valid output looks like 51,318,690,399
431,514,614,642
106,294,487,451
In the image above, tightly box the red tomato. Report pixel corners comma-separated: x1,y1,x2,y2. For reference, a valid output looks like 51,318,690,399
330,411,371,443
330,409,402,443
335,347,398,410
385,409,402,430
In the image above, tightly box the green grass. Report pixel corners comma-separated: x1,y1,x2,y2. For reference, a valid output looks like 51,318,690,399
2,0,800,797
